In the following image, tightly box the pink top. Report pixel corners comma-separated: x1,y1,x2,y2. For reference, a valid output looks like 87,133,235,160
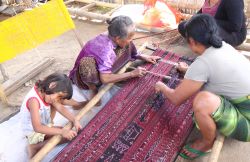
202,0,221,17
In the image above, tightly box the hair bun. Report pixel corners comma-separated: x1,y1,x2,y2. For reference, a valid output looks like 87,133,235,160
209,34,222,48
106,18,112,24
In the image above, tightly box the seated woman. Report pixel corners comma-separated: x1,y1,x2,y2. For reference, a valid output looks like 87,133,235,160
69,16,160,101
178,0,247,47
155,14,250,160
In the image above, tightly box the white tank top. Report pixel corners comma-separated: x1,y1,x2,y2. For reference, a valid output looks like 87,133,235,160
20,86,51,136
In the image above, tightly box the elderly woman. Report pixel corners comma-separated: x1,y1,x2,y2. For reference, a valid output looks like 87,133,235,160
155,14,250,160
178,0,247,47
69,16,160,101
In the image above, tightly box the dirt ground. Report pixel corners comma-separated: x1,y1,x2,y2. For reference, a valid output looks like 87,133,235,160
0,19,250,162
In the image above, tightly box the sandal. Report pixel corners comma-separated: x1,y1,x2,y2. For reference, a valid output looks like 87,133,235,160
179,144,211,160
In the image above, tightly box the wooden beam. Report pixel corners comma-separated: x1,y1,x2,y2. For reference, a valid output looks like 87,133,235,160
74,0,119,8
30,42,148,162
2,57,55,96
79,2,96,10
68,7,110,21
208,134,225,162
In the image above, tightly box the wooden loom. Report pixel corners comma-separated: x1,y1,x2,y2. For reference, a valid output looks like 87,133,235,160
30,43,148,162
53,48,195,162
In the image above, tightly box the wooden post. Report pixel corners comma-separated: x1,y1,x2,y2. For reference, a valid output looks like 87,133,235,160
208,134,225,162
30,42,148,162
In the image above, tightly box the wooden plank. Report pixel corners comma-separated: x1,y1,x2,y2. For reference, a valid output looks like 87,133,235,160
68,7,110,21
208,134,225,162
2,57,55,96
30,42,148,162
74,0,119,8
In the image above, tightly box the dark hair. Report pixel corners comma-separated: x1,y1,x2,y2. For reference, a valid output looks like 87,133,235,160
36,73,73,100
185,14,222,48
107,16,135,39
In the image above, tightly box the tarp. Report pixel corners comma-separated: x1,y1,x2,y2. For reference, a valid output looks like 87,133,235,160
0,0,74,63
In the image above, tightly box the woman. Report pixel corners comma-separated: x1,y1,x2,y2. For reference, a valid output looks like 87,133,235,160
178,0,247,47
155,14,250,160
69,16,160,100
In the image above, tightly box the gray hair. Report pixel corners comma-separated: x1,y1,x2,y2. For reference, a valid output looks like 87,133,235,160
107,16,135,39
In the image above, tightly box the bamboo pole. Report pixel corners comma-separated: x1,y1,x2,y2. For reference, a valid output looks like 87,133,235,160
208,134,225,162
31,42,148,162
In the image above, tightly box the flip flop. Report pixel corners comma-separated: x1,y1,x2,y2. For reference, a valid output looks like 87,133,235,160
179,144,211,160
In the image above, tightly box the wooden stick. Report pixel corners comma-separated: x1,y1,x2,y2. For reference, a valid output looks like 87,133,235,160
73,29,84,48
133,29,178,40
208,134,225,162
128,67,172,80
30,42,148,162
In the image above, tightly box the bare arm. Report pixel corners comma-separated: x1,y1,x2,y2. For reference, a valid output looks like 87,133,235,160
155,79,204,105
100,67,146,84
29,99,64,135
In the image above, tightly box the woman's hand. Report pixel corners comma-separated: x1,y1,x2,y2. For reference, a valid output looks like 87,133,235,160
130,67,147,77
155,81,166,93
177,62,189,73
61,128,77,140
143,55,161,64
73,119,82,132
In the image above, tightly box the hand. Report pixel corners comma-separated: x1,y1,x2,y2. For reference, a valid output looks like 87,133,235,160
73,119,82,132
177,62,189,73
62,129,77,140
144,55,161,64
155,81,165,93
130,67,147,77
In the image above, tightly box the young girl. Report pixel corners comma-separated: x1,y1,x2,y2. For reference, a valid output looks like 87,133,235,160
20,73,82,158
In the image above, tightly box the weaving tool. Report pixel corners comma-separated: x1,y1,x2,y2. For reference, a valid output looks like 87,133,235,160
128,66,172,80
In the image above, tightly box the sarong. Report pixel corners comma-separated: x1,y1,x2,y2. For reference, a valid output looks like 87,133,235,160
212,95,250,141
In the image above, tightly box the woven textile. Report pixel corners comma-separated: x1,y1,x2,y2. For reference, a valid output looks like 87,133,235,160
54,50,194,162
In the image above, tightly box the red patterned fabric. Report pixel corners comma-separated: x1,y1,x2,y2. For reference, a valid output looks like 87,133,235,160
53,50,194,162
